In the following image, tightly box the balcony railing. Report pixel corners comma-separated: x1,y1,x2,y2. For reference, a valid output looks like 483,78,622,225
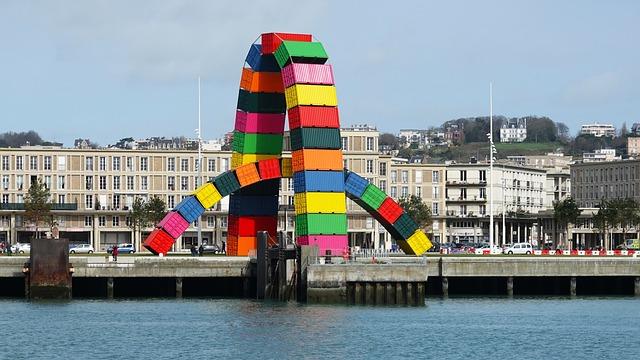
0,203,78,211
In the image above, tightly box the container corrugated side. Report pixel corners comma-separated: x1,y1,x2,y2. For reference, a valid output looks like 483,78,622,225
193,182,223,209
174,195,205,223
245,44,280,72
235,111,285,134
282,63,334,88
392,213,419,240
231,152,278,169
284,84,337,109
229,195,278,216
344,171,369,198
296,235,348,255
234,163,261,187
293,192,346,214
274,41,329,68
290,127,341,151
237,89,286,113
360,184,387,210
240,68,284,93
288,106,340,129
293,170,344,193
232,131,283,155
212,171,241,197
295,213,347,236
291,149,343,172
261,33,312,54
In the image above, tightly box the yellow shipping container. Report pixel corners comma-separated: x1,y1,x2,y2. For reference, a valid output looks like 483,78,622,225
284,84,337,109
281,158,293,178
404,230,432,255
293,192,346,214
193,183,222,209
231,152,277,169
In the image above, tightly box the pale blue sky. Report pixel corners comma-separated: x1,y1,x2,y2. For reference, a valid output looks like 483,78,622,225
1,0,638,146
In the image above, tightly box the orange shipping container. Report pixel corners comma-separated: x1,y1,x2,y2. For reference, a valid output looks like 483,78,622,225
227,235,258,256
292,149,343,172
240,68,284,93
234,163,261,187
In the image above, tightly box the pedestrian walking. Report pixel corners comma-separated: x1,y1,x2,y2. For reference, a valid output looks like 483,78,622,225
198,244,204,257
112,245,119,262
190,244,197,257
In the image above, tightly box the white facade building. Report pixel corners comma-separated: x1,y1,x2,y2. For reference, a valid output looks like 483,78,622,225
580,123,616,137
582,148,620,162
500,118,527,143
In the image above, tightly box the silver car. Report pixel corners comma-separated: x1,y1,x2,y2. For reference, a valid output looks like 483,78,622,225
69,244,95,254
503,242,533,255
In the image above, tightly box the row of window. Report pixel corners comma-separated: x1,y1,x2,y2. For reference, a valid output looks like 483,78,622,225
0,155,230,173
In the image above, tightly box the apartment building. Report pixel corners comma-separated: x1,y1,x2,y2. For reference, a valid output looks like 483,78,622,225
627,137,640,156
580,123,616,137
570,159,640,208
444,163,547,244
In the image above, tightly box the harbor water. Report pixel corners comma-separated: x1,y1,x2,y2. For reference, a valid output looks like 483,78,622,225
2,297,638,359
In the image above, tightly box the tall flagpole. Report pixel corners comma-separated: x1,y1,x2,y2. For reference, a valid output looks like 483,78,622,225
197,77,202,246
489,83,494,252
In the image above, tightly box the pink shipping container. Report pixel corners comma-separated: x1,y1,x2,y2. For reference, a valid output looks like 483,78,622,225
282,63,334,88
157,211,190,239
296,235,348,256
235,110,286,134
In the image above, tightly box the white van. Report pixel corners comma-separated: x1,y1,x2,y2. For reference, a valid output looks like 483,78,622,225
503,243,533,255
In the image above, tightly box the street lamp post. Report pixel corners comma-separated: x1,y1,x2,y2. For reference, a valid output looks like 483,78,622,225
488,83,496,252
196,77,203,246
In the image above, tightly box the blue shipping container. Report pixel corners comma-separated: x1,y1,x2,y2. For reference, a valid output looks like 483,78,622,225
344,171,369,198
229,195,278,216
174,196,205,223
245,44,280,72
293,171,345,193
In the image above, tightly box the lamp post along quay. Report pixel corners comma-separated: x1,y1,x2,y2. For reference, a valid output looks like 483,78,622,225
488,83,497,253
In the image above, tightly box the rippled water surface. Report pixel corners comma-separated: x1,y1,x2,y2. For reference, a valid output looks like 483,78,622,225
2,297,638,359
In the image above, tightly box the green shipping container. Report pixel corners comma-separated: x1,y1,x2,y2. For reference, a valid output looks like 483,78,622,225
232,131,283,155
295,213,347,236
237,89,286,113
391,213,418,240
274,41,329,68
290,127,341,151
360,184,386,210
212,172,240,197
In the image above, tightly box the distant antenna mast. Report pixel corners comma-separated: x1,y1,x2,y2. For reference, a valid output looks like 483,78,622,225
197,77,202,246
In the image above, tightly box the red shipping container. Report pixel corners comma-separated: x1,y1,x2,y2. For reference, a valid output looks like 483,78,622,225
378,197,404,224
261,32,312,54
288,106,340,129
228,215,277,237
143,229,174,255
258,158,281,180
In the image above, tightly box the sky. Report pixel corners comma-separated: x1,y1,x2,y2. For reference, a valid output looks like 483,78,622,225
0,0,638,147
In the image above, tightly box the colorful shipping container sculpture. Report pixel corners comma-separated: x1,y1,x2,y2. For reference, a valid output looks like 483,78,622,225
144,33,431,257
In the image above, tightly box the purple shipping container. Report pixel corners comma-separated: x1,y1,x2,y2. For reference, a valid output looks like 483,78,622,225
296,235,348,256
157,211,190,239
235,111,286,134
282,63,334,88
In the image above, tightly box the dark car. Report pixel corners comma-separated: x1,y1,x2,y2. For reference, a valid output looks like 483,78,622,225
106,243,136,254
201,243,222,254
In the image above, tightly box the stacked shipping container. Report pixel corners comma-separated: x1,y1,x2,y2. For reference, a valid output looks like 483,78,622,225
274,38,348,256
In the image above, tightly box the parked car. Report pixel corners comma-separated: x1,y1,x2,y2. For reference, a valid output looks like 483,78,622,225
503,242,533,255
10,243,30,254
106,243,136,254
69,244,95,254
201,243,222,254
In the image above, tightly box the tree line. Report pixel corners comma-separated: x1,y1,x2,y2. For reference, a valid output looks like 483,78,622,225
23,179,166,245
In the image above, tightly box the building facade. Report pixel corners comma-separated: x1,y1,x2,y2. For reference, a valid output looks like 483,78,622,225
443,163,547,244
580,123,616,137
1,130,561,252
627,137,640,156
500,118,527,143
